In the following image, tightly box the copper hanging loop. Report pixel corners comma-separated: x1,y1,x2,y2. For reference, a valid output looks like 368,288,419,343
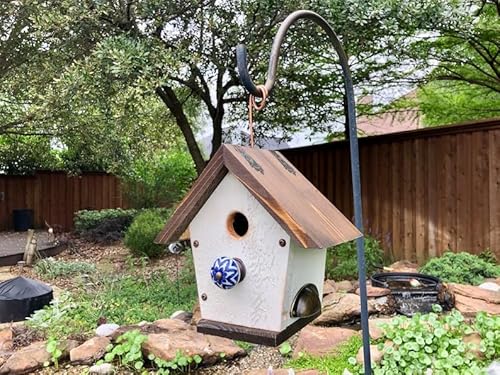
247,85,268,147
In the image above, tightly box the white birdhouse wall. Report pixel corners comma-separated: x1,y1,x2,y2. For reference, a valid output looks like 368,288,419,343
189,173,291,332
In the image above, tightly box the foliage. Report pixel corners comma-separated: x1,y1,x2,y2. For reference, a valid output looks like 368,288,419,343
44,337,63,370
35,258,96,279
286,335,362,374
367,307,499,374
27,259,197,339
103,330,148,371
325,236,385,280
418,81,500,126
420,251,500,285
122,150,196,209
149,350,203,374
279,341,293,357
74,208,139,233
26,293,97,339
124,209,172,258
235,340,254,353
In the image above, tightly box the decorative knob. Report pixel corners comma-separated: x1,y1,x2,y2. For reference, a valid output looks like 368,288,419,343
210,257,246,289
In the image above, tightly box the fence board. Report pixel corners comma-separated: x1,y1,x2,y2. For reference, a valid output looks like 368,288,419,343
0,172,125,231
282,118,500,263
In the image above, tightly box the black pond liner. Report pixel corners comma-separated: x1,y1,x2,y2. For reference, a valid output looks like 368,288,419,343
371,272,443,316
0,276,53,323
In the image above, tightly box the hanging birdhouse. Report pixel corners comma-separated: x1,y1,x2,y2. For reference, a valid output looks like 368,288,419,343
155,145,361,346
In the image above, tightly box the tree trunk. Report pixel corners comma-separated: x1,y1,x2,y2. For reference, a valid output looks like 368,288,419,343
156,86,206,175
210,103,224,159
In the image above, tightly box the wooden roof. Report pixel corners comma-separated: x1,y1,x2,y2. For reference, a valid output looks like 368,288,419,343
155,144,361,248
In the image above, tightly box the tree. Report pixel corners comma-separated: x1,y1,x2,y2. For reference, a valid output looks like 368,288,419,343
1,0,453,174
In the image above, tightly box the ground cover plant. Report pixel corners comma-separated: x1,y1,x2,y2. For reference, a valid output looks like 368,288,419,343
420,251,500,285
35,258,96,279
27,251,197,339
286,335,362,374
326,236,385,280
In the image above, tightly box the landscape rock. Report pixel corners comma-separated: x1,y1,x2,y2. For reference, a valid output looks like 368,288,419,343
335,280,354,293
170,310,193,324
154,318,191,332
143,328,245,365
453,294,500,317
315,293,377,325
0,341,50,374
368,318,393,340
0,328,13,351
384,260,418,273
355,285,391,298
293,325,358,358
463,332,483,359
449,284,500,304
323,279,336,296
89,363,115,375
356,345,384,365
478,282,500,293
70,336,111,364
95,323,120,337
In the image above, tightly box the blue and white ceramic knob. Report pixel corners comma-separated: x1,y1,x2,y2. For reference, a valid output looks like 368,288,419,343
210,256,246,289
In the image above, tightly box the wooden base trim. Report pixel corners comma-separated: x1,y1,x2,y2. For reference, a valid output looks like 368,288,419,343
197,312,320,346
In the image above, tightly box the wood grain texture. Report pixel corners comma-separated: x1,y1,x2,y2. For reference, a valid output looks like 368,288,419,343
0,172,124,231
282,119,500,263
156,145,362,248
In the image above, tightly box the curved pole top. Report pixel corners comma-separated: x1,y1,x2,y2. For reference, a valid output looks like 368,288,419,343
236,10,352,98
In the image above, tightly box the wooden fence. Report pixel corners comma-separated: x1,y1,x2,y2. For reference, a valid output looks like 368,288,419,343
282,118,500,264
0,171,125,231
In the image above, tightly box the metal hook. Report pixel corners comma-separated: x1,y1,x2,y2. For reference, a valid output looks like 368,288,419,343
235,10,372,374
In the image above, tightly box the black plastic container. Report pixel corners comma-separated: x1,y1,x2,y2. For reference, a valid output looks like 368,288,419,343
0,276,53,323
12,209,34,231
371,272,442,316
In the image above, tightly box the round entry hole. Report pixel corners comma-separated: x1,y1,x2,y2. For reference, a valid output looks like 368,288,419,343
227,212,249,238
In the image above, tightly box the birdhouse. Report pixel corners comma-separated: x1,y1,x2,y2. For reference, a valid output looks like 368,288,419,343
156,145,361,346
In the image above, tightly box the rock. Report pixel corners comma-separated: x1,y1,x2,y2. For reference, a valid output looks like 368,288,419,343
449,283,500,304
191,302,201,325
95,323,120,337
0,341,50,374
89,363,115,375
454,294,500,317
355,285,391,298
154,318,191,332
315,293,377,325
335,280,354,293
368,318,393,340
356,345,384,365
487,361,500,375
384,261,418,273
0,328,13,351
143,329,245,365
478,282,500,293
323,280,336,296
70,336,111,365
170,310,193,324
293,325,359,358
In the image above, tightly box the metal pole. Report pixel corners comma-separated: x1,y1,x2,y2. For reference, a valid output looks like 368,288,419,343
236,10,371,373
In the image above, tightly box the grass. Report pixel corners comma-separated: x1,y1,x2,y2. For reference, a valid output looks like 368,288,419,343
286,335,362,375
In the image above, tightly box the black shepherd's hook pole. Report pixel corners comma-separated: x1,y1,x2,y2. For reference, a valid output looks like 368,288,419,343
236,10,371,373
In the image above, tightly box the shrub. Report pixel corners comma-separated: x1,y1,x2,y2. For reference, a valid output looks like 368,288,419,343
325,236,385,280
122,150,196,209
35,258,96,279
420,251,500,285
74,208,138,243
124,209,172,258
